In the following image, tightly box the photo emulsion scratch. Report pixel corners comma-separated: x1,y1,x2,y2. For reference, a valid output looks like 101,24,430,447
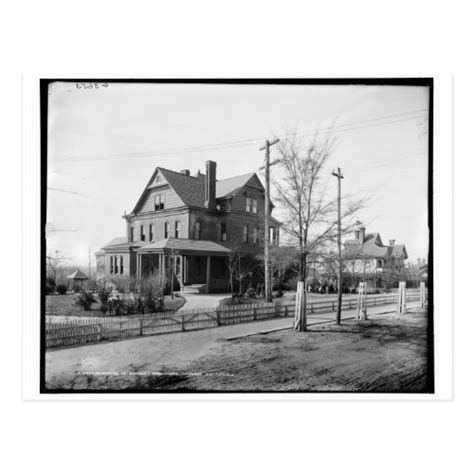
41,79,433,394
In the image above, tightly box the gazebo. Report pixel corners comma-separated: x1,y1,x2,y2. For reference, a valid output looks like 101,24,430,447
67,269,89,291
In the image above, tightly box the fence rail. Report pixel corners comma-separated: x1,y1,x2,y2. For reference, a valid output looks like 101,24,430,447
45,292,424,350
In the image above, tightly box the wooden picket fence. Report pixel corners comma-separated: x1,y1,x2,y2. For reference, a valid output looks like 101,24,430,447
45,292,423,350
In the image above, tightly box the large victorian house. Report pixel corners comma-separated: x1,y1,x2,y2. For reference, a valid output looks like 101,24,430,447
342,224,408,289
96,161,280,292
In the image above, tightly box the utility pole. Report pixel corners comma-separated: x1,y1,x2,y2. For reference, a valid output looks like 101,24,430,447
332,167,344,324
88,247,91,280
259,138,280,303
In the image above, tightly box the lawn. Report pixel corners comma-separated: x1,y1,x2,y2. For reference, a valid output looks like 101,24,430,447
46,293,186,317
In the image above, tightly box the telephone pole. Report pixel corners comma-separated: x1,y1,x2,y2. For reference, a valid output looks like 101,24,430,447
332,167,344,324
259,138,280,303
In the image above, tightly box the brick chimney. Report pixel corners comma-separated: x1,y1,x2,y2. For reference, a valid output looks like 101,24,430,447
389,239,395,246
180,169,190,176
204,160,216,209
359,225,365,244
354,230,360,240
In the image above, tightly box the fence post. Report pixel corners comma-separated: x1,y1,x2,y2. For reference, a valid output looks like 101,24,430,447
97,324,102,341
181,314,185,331
216,310,221,326
397,281,407,314
420,281,426,309
139,318,143,336
253,307,257,321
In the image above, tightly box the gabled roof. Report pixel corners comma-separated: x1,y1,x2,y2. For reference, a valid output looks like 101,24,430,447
391,244,408,259
67,269,89,280
216,173,258,198
343,232,407,260
138,237,230,255
131,167,262,214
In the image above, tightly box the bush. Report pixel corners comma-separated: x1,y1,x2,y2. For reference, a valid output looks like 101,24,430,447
245,285,256,299
56,284,68,295
97,286,112,305
274,289,284,298
45,277,56,295
111,276,136,293
75,290,96,311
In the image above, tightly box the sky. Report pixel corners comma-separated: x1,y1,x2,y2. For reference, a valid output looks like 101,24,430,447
47,81,429,266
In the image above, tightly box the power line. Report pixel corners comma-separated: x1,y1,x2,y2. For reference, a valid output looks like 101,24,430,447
48,187,88,197
52,108,428,163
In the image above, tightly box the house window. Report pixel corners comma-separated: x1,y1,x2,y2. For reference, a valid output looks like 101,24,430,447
195,221,201,240
270,227,275,244
130,226,134,242
154,194,165,211
243,225,249,243
114,256,118,274
377,259,383,269
149,224,154,241
245,196,258,213
220,222,227,242
253,227,258,244
120,256,124,274
110,256,113,273
175,221,180,238
164,222,169,238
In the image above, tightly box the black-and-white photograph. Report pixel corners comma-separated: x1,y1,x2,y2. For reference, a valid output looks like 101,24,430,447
41,79,433,393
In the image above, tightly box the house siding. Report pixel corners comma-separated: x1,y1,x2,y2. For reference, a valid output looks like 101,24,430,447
128,209,190,242
136,184,184,214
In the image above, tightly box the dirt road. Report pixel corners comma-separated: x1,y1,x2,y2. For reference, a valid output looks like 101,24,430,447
45,304,429,392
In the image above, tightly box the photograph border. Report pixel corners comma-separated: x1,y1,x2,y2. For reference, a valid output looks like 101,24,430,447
39,77,434,395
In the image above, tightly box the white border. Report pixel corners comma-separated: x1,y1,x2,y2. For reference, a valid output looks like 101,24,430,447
22,75,453,401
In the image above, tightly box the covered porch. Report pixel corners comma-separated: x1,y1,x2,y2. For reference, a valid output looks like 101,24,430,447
136,238,230,293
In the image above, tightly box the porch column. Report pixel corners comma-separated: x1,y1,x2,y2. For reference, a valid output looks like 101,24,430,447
137,253,142,291
160,253,165,284
206,255,211,293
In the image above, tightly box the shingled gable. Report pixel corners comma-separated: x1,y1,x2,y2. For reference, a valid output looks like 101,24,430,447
343,232,408,259
130,167,263,214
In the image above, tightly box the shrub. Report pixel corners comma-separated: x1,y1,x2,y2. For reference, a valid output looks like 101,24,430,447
274,289,284,298
111,276,136,293
97,286,112,305
75,290,96,311
45,277,56,295
56,284,68,295
245,285,256,299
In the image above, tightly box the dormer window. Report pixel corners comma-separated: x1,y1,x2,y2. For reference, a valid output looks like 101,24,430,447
154,194,165,211
246,196,258,214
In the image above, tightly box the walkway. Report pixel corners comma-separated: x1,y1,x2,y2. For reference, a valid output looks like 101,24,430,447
178,292,231,310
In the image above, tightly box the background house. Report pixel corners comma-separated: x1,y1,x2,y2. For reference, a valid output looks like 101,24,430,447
96,160,280,292
341,224,408,289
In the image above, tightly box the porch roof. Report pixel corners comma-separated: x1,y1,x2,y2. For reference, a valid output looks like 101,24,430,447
137,237,230,256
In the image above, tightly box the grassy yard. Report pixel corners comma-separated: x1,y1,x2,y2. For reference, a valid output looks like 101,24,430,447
46,293,186,317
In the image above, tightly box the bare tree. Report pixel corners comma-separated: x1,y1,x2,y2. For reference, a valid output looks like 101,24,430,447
273,130,368,330
227,242,258,296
